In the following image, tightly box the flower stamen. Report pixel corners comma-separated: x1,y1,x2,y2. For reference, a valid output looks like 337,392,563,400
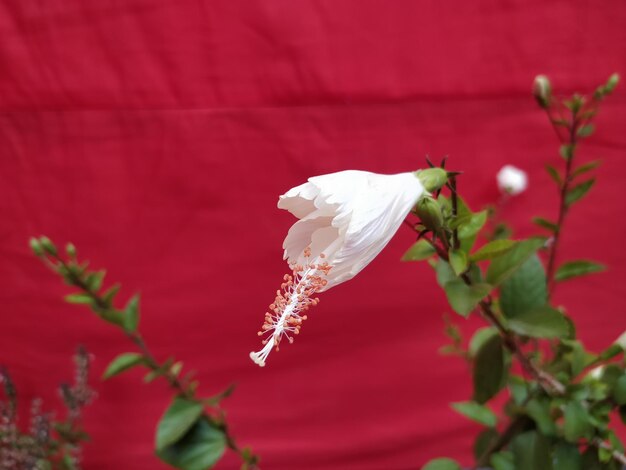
250,247,331,367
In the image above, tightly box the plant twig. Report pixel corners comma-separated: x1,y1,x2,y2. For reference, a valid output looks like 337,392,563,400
591,438,626,466
545,113,577,297
44,252,260,469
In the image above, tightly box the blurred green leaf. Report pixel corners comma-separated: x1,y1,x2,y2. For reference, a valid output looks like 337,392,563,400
64,293,93,305
435,261,456,288
103,353,144,379
490,451,514,470
500,255,547,319
511,431,552,470
451,401,497,427
470,240,516,262
156,397,205,450
555,260,605,282
123,294,141,333
577,124,595,137
525,398,556,435
469,327,498,358
444,280,491,317
86,270,105,292
566,179,595,205
157,418,226,470
401,239,436,261
614,374,626,405
572,160,601,178
553,443,582,470
532,217,558,232
455,211,488,239
486,237,546,286
473,334,505,404
545,165,562,186
422,458,461,470
507,306,569,339
560,144,575,160
449,249,468,275
564,401,593,442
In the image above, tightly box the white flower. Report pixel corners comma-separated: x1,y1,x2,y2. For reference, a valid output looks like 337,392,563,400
497,165,528,195
250,170,427,367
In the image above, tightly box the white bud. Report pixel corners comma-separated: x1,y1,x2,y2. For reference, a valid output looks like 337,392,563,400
497,165,528,196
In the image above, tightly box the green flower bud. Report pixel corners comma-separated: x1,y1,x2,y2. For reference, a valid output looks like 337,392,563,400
415,195,444,232
29,237,43,257
39,236,57,256
533,75,552,108
605,73,619,94
66,243,77,258
415,168,448,193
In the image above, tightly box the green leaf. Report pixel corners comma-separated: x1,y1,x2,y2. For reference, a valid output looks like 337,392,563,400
455,211,488,239
473,334,505,403
451,401,497,427
157,418,226,470
474,428,498,460
102,283,121,304
553,443,582,470
435,261,456,288
560,144,575,160
614,374,626,405
470,240,516,262
555,260,605,282
490,451,514,470
86,270,105,292
545,165,562,185
156,398,205,450
102,353,145,379
401,239,436,261
422,458,461,470
123,294,141,333
511,431,552,470
469,327,498,358
486,237,546,286
577,123,595,137
572,160,601,178
449,249,468,275
444,280,491,317
64,293,93,305
566,179,595,205
564,401,593,442
532,217,558,232
500,255,546,319
507,306,570,339
525,398,556,435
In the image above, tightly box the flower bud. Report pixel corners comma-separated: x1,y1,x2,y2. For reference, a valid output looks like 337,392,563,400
39,236,57,256
605,73,619,94
29,238,43,257
533,75,552,108
66,243,77,258
415,168,448,193
497,165,528,196
415,195,444,232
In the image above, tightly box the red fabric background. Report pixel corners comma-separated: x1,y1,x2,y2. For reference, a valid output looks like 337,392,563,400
1,1,625,469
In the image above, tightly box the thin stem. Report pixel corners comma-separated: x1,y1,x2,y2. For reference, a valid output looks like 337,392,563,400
545,113,578,297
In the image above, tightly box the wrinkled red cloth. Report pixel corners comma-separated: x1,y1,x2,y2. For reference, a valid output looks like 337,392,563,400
1,1,625,469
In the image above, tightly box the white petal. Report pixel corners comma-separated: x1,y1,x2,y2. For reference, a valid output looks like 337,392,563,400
282,216,333,264
322,172,424,290
277,182,319,218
